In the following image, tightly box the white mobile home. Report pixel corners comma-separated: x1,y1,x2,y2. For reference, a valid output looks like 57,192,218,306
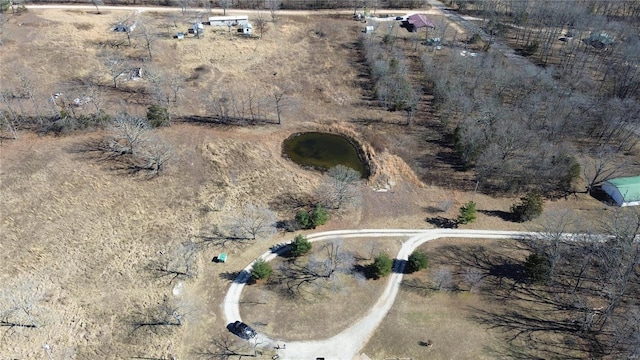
208,15,249,26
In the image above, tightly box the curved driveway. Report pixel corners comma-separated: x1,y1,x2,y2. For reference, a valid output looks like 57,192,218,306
223,229,537,360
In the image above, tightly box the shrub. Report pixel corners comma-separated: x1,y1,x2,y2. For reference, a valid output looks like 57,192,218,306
407,251,429,273
290,234,312,257
295,205,328,230
147,104,170,128
511,191,544,222
521,41,539,56
524,253,550,284
295,210,312,229
468,33,483,44
250,259,272,281
311,205,328,227
457,201,477,225
372,252,393,278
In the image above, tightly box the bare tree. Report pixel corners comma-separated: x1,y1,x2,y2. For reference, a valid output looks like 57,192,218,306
0,92,19,140
582,145,628,194
130,297,185,336
431,267,453,291
92,0,103,14
594,210,640,332
137,21,157,61
405,85,421,126
112,13,137,46
146,67,186,122
148,243,198,284
178,0,193,15
462,267,484,292
197,334,264,359
278,239,355,297
219,0,232,16
228,203,277,240
17,71,45,125
316,165,361,210
201,0,213,16
85,80,108,116
197,334,245,359
0,282,45,333
134,135,174,178
265,0,280,23
105,114,173,178
108,114,150,157
102,50,129,89
273,90,286,125
254,11,267,39
532,209,581,278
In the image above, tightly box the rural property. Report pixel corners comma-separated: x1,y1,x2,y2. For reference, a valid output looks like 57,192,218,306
1,0,639,359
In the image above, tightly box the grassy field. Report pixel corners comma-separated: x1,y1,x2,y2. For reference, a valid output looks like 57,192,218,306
0,6,620,360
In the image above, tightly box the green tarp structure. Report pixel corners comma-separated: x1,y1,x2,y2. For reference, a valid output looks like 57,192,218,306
602,176,640,207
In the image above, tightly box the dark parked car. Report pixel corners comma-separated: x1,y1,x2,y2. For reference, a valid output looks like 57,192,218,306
228,321,257,340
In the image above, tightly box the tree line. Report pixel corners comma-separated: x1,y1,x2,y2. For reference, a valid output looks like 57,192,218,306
9,0,428,10
420,37,637,194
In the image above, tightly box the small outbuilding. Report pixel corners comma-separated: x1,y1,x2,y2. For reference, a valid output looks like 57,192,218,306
236,23,253,35
602,176,640,207
400,14,435,33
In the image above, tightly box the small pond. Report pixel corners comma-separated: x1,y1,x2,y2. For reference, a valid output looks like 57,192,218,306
283,132,369,178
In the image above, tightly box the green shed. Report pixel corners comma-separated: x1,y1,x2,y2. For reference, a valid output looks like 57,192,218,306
602,176,640,207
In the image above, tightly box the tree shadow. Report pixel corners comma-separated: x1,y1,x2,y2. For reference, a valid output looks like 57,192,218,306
426,216,458,228
194,234,251,249
479,209,516,222
275,219,299,233
393,259,407,274
430,243,529,287
432,241,609,359
269,242,291,257
268,192,315,212
178,115,276,127
67,137,116,161
218,270,251,284
488,263,526,283
469,306,588,360
401,278,434,297
353,264,376,279
422,205,447,214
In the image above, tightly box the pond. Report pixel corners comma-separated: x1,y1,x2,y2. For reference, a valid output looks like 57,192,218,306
282,132,369,178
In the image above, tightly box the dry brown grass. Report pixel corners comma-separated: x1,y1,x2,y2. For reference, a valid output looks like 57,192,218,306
363,238,527,359
0,7,618,360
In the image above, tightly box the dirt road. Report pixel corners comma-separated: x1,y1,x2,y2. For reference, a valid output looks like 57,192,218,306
223,229,537,360
24,4,416,16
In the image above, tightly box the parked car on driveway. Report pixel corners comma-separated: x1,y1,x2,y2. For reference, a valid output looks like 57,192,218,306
228,321,257,340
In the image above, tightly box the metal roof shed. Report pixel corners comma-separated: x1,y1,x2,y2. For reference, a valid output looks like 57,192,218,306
401,14,435,33
602,176,640,207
